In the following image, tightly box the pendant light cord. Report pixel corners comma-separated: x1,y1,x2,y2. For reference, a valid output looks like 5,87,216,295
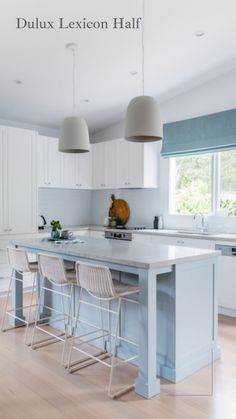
142,0,145,96
72,47,77,114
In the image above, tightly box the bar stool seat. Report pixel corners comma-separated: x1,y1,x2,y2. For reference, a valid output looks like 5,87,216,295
112,279,139,297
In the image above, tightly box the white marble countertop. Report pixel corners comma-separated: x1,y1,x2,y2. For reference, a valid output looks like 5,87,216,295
38,225,236,243
12,236,219,269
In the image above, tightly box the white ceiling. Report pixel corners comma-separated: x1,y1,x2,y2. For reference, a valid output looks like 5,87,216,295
0,0,236,133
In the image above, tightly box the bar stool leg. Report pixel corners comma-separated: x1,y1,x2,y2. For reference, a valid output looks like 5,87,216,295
108,297,121,398
1,269,14,332
108,297,135,399
61,284,73,366
24,272,37,345
67,288,83,371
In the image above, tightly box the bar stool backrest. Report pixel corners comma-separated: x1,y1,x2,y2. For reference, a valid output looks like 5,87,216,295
38,253,67,285
76,262,115,298
7,247,30,272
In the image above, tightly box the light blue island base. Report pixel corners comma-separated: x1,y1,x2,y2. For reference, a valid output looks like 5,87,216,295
11,237,220,399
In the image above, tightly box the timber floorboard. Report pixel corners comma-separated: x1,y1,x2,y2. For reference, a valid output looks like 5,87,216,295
0,294,235,419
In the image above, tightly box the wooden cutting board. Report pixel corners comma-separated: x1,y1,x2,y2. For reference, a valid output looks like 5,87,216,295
108,194,130,226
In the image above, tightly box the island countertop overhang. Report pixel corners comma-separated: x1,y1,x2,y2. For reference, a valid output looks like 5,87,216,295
11,236,220,270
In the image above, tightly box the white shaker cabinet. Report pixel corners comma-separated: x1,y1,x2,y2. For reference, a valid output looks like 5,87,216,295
0,126,37,234
61,153,76,188
93,140,117,189
75,150,92,189
38,136,62,188
117,139,159,188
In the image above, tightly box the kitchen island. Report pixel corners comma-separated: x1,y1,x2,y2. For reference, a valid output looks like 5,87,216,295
11,236,220,399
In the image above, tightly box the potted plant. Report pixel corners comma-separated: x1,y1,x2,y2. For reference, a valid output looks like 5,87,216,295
50,220,61,239
109,216,117,228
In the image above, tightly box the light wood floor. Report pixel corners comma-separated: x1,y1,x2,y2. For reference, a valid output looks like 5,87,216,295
0,296,236,419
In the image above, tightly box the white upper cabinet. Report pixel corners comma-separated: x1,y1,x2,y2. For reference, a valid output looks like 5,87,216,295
38,136,92,190
75,149,92,189
92,140,117,189
61,153,76,189
116,139,159,188
0,126,37,234
38,136,62,188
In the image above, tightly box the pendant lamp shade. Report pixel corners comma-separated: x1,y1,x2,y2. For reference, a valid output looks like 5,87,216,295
125,96,163,142
59,116,90,153
59,43,90,153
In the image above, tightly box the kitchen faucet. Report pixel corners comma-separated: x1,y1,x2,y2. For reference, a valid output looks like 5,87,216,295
193,212,207,233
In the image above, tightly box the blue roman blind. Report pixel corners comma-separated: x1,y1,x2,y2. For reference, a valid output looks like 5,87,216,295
161,108,236,157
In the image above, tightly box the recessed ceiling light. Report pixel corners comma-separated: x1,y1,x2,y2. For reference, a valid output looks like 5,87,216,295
14,79,23,85
195,30,205,37
130,71,138,76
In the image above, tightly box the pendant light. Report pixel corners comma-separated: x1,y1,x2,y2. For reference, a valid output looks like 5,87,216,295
59,43,90,153
125,0,163,143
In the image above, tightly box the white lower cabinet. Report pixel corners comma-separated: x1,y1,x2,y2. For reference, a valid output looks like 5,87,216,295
151,234,214,249
133,233,152,243
89,230,105,238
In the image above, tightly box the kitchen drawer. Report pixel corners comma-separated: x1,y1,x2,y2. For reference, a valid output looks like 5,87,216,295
89,230,105,238
151,235,175,245
74,230,89,237
133,234,152,243
151,234,214,249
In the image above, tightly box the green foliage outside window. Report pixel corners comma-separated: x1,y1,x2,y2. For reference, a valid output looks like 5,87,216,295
175,155,212,214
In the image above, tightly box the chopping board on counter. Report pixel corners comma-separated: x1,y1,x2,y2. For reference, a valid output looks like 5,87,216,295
109,194,130,226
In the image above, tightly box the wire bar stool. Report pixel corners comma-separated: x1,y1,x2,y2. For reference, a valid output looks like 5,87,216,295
1,247,38,345
67,262,139,399
31,253,76,365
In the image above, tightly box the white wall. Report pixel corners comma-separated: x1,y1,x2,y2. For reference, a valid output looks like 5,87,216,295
38,188,92,227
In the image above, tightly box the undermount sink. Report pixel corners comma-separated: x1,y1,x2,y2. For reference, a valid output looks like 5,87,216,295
176,230,214,236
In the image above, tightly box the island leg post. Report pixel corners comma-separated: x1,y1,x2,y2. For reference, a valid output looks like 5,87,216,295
135,268,160,398
11,269,25,326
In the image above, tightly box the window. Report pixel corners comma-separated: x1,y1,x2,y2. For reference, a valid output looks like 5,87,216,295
219,150,236,216
170,150,236,216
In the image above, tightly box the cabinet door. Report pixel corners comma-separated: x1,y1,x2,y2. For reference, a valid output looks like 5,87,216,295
128,142,144,187
117,139,143,188
6,127,37,234
0,127,5,233
61,153,76,188
104,140,117,188
117,139,129,187
92,143,105,189
76,148,92,189
47,137,62,187
37,136,48,187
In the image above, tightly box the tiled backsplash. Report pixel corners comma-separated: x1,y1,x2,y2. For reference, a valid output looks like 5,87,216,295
38,188,92,227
